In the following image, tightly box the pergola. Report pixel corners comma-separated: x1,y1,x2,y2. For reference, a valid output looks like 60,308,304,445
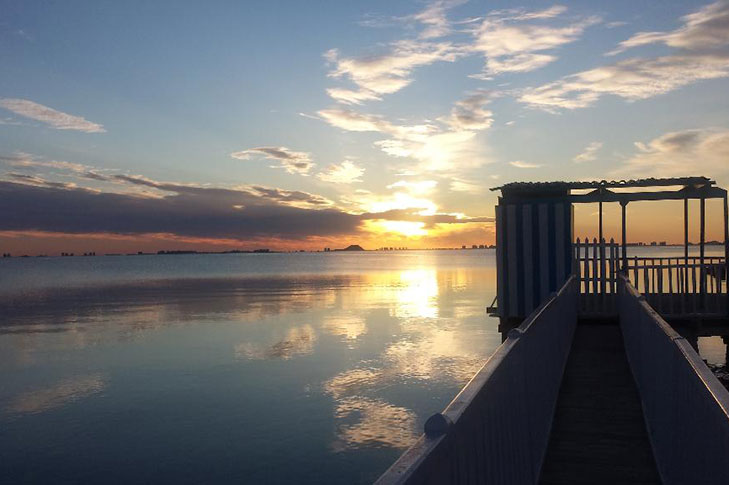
491,176,729,277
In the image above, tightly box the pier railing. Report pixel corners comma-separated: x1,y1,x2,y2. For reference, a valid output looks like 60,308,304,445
575,238,727,316
618,275,729,484
375,276,578,485
626,256,726,316
574,238,619,315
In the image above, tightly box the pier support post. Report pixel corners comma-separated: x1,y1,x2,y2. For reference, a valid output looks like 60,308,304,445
621,201,628,273
719,194,729,316
599,201,606,297
684,198,689,297
700,196,706,310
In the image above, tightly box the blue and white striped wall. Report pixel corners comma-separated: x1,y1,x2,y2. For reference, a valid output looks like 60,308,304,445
496,201,573,319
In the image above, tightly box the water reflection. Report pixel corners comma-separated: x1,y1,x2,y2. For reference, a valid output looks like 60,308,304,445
323,313,368,343
332,397,417,451
6,373,106,416
0,251,499,484
235,324,317,360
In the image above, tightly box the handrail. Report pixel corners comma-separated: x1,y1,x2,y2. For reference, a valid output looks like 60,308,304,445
375,275,578,485
618,274,729,484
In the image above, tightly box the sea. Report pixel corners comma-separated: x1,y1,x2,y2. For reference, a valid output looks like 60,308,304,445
0,247,725,484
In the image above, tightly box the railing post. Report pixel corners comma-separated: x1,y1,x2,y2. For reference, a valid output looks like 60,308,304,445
621,201,628,273
700,196,706,311
724,194,728,315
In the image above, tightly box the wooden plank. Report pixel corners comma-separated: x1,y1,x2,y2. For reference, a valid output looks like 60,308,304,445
657,260,664,314
523,204,534,314
555,203,566,290
539,321,661,484
539,204,550,303
600,237,606,312
507,204,519,317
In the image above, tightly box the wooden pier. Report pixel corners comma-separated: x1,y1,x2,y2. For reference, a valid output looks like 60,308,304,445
539,319,660,485
377,177,729,485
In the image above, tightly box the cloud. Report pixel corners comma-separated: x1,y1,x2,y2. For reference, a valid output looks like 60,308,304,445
510,160,541,168
521,2,729,111
317,108,402,133
609,1,729,55
325,40,464,104
616,128,729,177
0,179,360,240
413,0,465,39
573,141,603,163
231,146,315,175
520,54,729,110
1,151,89,173
318,105,490,172
449,177,482,194
470,8,600,75
0,171,493,243
317,160,365,184
444,89,494,130
0,98,105,133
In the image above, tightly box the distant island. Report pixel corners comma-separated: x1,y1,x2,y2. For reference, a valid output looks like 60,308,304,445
334,244,365,252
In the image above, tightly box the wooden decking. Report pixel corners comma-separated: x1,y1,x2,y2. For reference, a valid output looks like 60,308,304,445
539,319,661,484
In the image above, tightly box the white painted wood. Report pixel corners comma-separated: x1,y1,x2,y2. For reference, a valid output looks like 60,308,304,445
539,204,549,303
523,204,533,315
495,206,505,317
555,204,565,290
507,204,518,317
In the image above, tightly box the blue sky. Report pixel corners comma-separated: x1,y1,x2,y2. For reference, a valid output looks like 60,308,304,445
1,1,729,252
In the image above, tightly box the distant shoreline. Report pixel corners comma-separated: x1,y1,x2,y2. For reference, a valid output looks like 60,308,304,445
1,242,726,260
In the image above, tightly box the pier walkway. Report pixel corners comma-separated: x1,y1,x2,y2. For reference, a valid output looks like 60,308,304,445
376,275,729,485
539,320,660,484
376,178,729,485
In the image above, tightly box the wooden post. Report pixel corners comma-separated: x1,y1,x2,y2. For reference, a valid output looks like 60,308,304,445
621,201,628,273
599,201,604,277
684,197,689,306
700,196,706,311
724,194,728,315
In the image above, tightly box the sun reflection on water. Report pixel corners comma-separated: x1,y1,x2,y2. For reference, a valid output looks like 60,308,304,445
0,253,501,482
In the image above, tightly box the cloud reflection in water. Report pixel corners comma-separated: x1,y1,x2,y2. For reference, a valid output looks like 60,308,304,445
6,373,106,416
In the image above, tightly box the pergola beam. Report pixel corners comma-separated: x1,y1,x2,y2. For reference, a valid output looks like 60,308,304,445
569,186,726,204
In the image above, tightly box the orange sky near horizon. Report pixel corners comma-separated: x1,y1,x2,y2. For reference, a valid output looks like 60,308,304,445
1,197,725,256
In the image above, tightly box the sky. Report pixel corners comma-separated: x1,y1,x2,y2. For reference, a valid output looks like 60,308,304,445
1,0,729,254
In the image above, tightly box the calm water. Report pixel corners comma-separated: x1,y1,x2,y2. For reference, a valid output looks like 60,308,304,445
1,247,725,484
0,250,501,484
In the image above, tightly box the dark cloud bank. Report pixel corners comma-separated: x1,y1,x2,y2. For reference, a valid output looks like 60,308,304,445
0,180,492,241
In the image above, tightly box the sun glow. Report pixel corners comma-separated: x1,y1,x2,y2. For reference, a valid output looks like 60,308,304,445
364,220,428,237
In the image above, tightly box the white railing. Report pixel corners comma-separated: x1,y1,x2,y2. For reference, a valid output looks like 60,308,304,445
626,256,726,315
619,275,729,484
375,276,578,485
575,238,727,315
574,238,619,314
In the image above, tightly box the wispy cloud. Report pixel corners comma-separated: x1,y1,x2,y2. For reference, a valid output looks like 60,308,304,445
0,151,88,172
573,141,603,163
317,160,365,184
470,7,600,76
521,2,729,111
318,106,489,172
615,128,729,177
510,160,541,168
413,0,465,39
444,89,494,130
324,40,464,104
520,54,729,110
231,146,315,175
0,98,105,133
608,1,729,55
